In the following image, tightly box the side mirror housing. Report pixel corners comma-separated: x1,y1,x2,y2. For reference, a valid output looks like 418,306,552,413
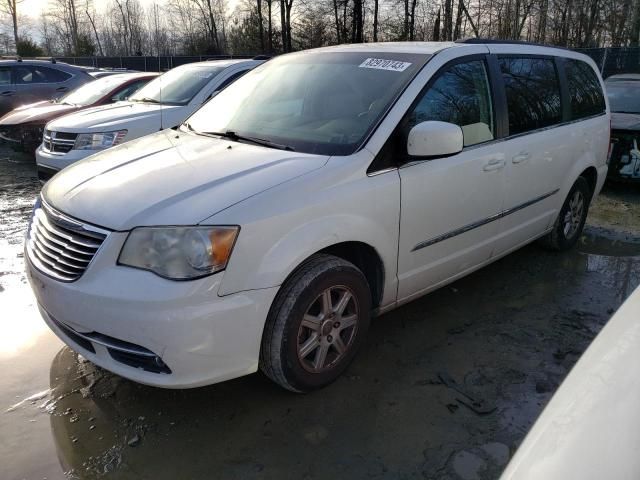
407,121,463,158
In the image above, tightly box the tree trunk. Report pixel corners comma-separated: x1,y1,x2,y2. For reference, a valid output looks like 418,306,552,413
373,0,379,41
433,7,441,40
257,0,265,52
333,0,341,42
409,0,418,40
453,0,464,39
267,0,273,51
86,8,104,56
285,0,292,51
404,0,409,40
280,0,287,51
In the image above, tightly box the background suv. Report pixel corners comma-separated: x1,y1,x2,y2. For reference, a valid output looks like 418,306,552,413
0,59,97,117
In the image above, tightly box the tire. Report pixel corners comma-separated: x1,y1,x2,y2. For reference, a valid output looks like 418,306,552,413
540,176,591,251
259,254,371,392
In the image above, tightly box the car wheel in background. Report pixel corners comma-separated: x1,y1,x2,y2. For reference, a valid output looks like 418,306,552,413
541,176,591,251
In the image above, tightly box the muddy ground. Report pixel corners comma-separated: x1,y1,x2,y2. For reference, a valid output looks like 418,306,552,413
1,146,639,480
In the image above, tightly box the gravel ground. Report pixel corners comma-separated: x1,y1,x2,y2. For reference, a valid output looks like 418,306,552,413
1,146,639,480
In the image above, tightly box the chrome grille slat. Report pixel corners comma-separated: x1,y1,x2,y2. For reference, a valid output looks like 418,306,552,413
30,242,82,275
35,209,103,248
32,221,94,257
41,130,77,154
32,237,90,268
33,214,99,253
26,201,108,282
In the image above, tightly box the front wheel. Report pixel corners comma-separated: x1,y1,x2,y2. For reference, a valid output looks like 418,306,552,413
259,254,371,392
540,176,591,251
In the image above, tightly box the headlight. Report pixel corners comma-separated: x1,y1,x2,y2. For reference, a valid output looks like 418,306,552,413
74,130,127,150
118,226,239,280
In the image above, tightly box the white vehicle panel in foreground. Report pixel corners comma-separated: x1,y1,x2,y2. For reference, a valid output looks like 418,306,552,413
501,286,640,480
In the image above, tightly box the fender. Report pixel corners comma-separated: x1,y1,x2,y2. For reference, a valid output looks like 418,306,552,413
208,153,401,307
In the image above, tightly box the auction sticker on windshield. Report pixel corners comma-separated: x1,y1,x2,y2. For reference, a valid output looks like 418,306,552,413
359,58,412,72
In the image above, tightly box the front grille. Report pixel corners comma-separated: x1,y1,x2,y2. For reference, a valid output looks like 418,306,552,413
26,201,108,282
0,125,20,143
42,130,77,154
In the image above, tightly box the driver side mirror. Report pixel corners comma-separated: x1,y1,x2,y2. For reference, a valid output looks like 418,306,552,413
407,121,463,158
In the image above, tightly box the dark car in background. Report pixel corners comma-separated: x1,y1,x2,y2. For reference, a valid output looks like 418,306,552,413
605,75,640,182
0,72,157,153
0,59,97,118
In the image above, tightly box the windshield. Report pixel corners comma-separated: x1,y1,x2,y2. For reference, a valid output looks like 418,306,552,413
129,65,224,106
60,75,138,106
607,84,640,114
186,52,430,155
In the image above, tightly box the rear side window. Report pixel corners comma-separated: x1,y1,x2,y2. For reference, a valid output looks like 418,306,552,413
565,59,605,119
499,57,562,135
14,66,71,84
408,60,495,147
0,67,10,85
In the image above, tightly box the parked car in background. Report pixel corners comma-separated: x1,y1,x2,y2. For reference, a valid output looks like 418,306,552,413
35,59,263,182
604,73,640,82
0,72,157,154
500,285,640,480
605,75,640,182
89,68,142,79
26,42,609,392
0,59,97,118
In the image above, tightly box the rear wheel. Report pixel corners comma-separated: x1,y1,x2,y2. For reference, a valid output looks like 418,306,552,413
541,176,591,251
260,254,371,392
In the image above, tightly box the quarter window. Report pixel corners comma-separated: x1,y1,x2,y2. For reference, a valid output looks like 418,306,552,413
0,67,10,85
565,59,605,119
408,60,494,147
499,57,562,135
14,66,71,84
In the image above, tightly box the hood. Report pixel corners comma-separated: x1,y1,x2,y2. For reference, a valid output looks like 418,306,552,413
46,102,182,132
42,130,329,230
0,101,78,126
611,112,640,131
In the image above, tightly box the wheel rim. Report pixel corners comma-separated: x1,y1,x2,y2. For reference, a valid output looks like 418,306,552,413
563,190,584,239
296,285,359,373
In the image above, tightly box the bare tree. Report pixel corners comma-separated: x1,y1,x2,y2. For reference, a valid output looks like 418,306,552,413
1,0,22,49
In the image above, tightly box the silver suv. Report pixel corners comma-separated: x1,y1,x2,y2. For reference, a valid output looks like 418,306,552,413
0,59,96,118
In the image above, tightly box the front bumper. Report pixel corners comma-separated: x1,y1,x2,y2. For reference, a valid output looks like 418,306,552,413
37,164,59,184
35,144,93,172
26,231,279,388
0,124,43,151
608,130,640,182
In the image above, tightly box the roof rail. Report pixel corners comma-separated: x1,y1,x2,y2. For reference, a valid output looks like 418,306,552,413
252,55,272,60
33,56,57,63
455,38,569,50
0,55,22,61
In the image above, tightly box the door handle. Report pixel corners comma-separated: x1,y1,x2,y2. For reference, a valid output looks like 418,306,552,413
483,158,506,172
0,90,15,96
512,151,531,164
55,87,68,92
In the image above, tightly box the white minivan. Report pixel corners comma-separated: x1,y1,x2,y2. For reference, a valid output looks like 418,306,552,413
35,59,263,181
26,42,610,392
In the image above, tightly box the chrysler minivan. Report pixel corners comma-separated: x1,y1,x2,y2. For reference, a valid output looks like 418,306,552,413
26,42,610,392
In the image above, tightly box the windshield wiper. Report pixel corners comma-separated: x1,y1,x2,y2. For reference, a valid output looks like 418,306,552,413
200,130,295,151
130,97,161,104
